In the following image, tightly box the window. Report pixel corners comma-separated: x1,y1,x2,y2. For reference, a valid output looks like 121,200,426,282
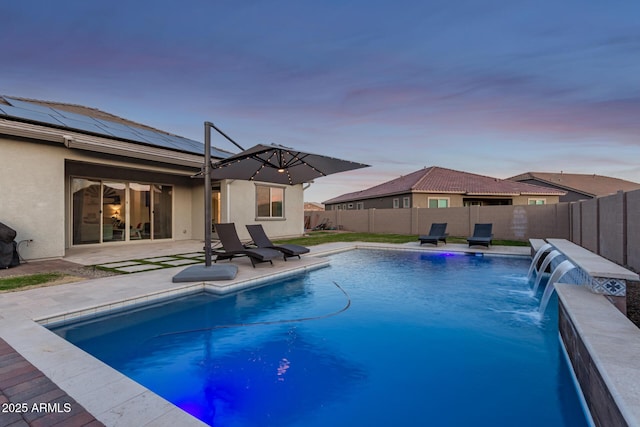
393,198,400,209
256,185,284,218
71,178,172,245
356,202,364,210
428,198,449,208
348,203,354,209
403,197,411,208
528,198,546,205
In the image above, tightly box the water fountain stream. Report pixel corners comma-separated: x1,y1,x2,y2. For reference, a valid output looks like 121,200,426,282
527,243,553,279
539,260,577,314
532,250,563,295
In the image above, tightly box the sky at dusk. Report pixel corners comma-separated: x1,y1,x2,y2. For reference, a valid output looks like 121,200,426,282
2,1,640,203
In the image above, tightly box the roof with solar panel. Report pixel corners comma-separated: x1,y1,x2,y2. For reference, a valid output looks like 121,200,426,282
0,96,231,159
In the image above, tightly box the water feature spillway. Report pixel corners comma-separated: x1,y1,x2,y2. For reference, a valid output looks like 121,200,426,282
539,260,577,314
527,243,553,279
532,250,563,295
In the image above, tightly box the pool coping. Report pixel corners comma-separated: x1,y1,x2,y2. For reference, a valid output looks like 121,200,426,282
557,284,640,427
0,242,570,426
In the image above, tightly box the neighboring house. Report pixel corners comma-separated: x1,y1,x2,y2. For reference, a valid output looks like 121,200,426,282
0,96,305,260
323,166,565,210
508,172,640,202
303,202,325,211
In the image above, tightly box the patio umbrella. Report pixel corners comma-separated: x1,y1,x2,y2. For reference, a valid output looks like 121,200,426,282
195,122,369,268
211,143,369,185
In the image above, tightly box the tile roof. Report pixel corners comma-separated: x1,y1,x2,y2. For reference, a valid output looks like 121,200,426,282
324,166,565,204
508,172,640,197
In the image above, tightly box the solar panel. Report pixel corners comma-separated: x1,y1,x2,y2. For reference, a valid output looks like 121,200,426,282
0,104,66,127
51,107,105,126
91,123,141,141
1,97,229,158
4,97,59,115
132,128,184,151
54,116,109,135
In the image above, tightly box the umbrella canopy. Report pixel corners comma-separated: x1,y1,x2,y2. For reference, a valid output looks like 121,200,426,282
211,143,369,185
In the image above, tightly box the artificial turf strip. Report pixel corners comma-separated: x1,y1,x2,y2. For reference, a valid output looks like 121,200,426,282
0,273,64,291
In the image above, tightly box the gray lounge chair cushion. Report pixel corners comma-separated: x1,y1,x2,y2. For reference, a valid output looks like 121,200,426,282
172,264,238,282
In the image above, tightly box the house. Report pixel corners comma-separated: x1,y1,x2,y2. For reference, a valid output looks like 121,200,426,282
0,96,306,260
323,166,565,210
303,202,325,211
508,172,640,202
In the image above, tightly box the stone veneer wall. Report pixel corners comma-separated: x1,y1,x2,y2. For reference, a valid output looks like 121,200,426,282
559,301,627,427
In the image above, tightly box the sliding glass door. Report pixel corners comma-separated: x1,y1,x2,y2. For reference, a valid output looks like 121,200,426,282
71,178,172,245
130,183,151,240
72,179,101,245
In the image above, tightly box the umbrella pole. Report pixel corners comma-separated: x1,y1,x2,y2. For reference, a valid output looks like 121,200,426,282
204,122,213,266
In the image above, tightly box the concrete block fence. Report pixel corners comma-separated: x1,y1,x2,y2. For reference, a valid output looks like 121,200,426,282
305,189,640,271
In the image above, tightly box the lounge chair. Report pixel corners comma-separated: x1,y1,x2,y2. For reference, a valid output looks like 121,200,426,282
246,224,310,260
214,223,281,267
418,223,448,246
467,223,493,248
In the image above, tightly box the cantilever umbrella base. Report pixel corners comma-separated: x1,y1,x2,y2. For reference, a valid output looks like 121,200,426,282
172,264,238,283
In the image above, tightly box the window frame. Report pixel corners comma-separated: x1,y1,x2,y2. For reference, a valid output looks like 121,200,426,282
528,198,546,205
427,197,450,208
255,184,285,219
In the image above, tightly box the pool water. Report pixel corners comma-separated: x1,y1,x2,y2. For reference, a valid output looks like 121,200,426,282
51,250,589,427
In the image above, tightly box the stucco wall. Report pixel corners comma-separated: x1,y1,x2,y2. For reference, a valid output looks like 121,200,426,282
221,180,305,241
0,138,65,259
172,182,194,241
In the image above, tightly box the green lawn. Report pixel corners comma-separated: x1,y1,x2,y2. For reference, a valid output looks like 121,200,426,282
0,273,64,291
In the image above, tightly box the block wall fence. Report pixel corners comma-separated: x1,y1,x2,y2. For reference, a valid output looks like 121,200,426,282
305,189,640,272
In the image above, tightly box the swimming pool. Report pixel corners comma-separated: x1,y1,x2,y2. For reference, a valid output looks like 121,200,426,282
51,249,590,427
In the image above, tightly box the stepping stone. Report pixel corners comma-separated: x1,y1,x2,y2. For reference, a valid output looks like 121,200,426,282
178,252,206,258
163,259,201,266
115,264,165,273
98,261,141,268
141,256,179,263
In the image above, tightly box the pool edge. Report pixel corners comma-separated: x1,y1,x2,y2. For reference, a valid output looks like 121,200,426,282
557,284,640,427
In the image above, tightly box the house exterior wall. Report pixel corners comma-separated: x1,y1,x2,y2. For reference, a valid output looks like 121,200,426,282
221,180,304,241
1,135,306,260
1,138,66,259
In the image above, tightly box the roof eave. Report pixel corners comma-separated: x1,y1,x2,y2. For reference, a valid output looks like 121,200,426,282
0,119,212,168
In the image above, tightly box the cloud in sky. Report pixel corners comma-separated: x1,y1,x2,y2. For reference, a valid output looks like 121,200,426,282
2,0,639,202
